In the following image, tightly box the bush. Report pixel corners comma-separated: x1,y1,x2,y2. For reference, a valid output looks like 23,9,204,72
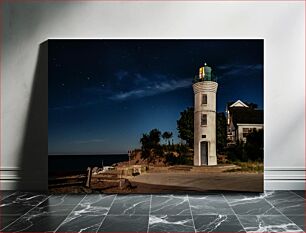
225,129,263,162
165,152,193,165
226,141,244,162
245,129,263,162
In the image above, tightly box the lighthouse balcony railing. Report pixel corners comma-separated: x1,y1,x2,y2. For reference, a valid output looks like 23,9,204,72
193,74,217,84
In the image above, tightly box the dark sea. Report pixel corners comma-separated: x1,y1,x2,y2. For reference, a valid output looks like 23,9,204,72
48,154,128,176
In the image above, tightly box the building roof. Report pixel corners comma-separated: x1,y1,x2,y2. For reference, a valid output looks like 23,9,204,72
229,100,249,108
229,107,263,126
227,100,260,109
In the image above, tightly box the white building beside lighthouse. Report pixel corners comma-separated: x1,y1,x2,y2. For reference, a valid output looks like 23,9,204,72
192,63,218,166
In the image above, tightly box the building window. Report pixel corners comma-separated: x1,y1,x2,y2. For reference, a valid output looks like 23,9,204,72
202,94,207,105
243,128,251,138
201,114,207,126
202,135,206,138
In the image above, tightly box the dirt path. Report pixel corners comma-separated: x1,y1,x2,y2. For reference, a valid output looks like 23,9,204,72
130,172,263,192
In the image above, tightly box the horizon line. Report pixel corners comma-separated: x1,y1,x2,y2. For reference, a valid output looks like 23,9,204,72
48,153,129,156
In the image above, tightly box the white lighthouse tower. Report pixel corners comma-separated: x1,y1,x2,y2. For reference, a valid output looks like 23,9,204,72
192,63,218,166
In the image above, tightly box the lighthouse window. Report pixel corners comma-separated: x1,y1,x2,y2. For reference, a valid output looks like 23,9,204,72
201,114,207,126
202,94,207,105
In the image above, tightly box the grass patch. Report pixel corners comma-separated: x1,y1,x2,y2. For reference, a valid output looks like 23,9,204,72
225,161,263,173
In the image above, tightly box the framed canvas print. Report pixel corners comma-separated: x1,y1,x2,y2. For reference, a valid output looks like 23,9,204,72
48,39,263,194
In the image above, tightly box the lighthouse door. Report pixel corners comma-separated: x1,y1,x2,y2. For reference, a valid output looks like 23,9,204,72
200,141,208,165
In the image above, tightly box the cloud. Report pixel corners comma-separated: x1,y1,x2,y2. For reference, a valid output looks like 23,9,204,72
217,64,262,71
134,73,148,85
49,72,192,109
110,77,191,101
49,86,112,111
216,64,263,80
49,105,76,111
115,70,129,80
71,138,105,144
49,100,100,111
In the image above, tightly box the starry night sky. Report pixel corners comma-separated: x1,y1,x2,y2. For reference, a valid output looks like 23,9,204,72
48,39,263,155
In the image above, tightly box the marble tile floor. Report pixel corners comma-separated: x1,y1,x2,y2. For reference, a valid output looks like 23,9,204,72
0,190,304,233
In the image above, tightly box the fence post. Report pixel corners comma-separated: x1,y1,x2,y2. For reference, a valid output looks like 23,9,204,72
86,167,92,188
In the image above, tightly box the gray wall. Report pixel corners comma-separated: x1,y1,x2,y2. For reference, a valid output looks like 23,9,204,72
1,1,304,190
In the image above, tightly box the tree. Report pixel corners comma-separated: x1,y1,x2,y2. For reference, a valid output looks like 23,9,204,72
216,112,227,153
245,129,264,161
148,128,161,146
226,140,245,162
140,128,162,162
226,129,264,162
245,102,258,109
140,133,151,160
162,131,173,145
177,107,194,147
